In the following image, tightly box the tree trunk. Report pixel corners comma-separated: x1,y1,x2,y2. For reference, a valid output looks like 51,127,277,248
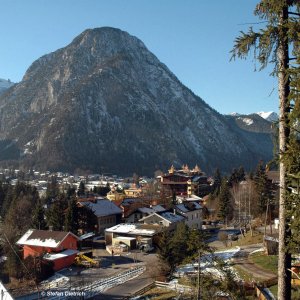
277,3,291,300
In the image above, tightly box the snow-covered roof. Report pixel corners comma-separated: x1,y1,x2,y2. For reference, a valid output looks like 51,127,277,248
81,199,122,217
79,232,95,240
105,223,157,236
176,202,202,213
138,205,165,214
44,249,79,261
176,204,189,213
16,229,79,248
114,236,136,241
159,212,185,223
177,194,202,202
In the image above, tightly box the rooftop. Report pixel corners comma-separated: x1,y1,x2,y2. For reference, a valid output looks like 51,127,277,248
138,204,166,214
105,223,158,236
44,249,79,261
16,229,79,248
81,199,122,217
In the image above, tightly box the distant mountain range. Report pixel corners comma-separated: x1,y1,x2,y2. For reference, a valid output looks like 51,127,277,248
230,111,279,123
256,111,278,122
0,27,275,175
226,113,274,134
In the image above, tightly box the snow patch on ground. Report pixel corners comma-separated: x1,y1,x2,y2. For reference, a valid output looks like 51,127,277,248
40,273,69,289
174,247,241,280
250,248,265,255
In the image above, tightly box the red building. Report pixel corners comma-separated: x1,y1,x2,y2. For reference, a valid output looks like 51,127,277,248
17,229,79,271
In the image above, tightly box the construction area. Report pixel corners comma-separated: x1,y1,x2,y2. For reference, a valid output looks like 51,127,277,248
14,237,160,300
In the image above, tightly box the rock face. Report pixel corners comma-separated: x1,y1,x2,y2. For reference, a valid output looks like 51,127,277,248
0,27,274,175
0,79,14,95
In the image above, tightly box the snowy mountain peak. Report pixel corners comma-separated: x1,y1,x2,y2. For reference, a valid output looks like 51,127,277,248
256,111,278,122
230,112,241,116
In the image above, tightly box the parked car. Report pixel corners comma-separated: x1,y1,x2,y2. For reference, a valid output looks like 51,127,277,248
139,244,154,252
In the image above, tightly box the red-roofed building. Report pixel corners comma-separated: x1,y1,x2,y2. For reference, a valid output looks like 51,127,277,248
17,229,79,271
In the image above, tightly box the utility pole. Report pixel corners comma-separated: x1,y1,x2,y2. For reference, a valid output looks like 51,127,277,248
197,250,201,300
264,198,270,237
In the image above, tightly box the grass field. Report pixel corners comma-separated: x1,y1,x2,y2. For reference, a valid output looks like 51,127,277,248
230,231,264,247
143,287,184,299
249,252,278,274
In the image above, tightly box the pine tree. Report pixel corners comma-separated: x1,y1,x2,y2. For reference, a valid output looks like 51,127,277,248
46,196,67,231
228,166,245,187
212,168,222,196
77,181,85,196
232,1,300,298
170,223,189,266
0,181,5,216
64,198,79,234
32,199,47,230
66,186,76,199
186,228,208,259
157,230,173,275
0,183,12,218
218,178,232,222
228,168,239,187
46,176,60,202
77,205,97,233
237,166,246,182
253,162,273,215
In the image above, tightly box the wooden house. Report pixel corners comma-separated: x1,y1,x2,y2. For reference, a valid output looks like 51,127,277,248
17,229,79,271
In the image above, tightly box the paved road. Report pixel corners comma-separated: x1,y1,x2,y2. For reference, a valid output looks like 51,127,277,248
232,244,277,281
96,251,160,299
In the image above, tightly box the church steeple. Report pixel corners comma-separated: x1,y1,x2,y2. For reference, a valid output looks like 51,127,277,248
193,164,201,173
168,165,175,174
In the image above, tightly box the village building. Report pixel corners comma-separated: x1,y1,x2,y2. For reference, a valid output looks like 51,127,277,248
78,199,122,234
159,164,212,197
115,197,159,221
124,186,143,198
139,211,185,230
125,204,166,223
16,229,79,271
105,223,160,254
175,201,203,229
106,190,127,202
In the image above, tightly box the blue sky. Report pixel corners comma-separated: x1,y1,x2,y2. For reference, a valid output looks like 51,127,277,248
0,0,278,114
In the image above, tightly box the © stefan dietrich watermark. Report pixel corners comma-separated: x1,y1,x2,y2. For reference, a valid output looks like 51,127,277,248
40,290,86,298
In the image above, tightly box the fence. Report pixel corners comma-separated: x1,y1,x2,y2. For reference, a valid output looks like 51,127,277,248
40,266,146,300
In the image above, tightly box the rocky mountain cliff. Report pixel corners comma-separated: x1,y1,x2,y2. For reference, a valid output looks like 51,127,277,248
0,27,274,175
0,79,14,95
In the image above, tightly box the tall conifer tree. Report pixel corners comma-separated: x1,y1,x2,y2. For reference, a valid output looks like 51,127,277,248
232,1,300,298
218,178,232,222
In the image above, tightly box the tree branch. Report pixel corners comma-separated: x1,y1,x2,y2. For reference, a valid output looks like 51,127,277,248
288,12,300,17
238,21,268,25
